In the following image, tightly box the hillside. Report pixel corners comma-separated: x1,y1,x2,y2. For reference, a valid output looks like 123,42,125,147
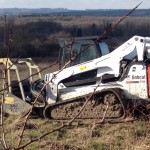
0,15,150,58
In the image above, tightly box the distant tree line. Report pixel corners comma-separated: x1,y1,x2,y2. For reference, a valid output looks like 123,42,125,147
0,8,150,17
0,17,150,58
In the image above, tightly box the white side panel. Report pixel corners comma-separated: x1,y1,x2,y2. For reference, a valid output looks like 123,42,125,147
118,64,148,99
58,83,121,101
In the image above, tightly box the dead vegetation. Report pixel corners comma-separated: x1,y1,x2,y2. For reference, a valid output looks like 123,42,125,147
1,115,150,150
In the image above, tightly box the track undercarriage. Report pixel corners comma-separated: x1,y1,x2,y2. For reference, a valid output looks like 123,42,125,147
43,89,129,120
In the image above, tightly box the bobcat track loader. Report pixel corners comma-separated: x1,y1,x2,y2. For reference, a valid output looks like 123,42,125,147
3,36,150,120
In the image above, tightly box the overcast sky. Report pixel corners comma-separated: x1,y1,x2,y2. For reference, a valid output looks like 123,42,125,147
0,0,149,9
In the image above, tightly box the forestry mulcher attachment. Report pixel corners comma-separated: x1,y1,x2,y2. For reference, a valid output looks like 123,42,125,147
3,36,150,121
1,58,41,114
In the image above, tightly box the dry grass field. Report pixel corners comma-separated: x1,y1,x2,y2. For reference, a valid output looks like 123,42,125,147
2,115,150,150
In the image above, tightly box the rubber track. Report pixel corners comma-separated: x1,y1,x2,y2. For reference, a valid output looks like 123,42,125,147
43,88,128,120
